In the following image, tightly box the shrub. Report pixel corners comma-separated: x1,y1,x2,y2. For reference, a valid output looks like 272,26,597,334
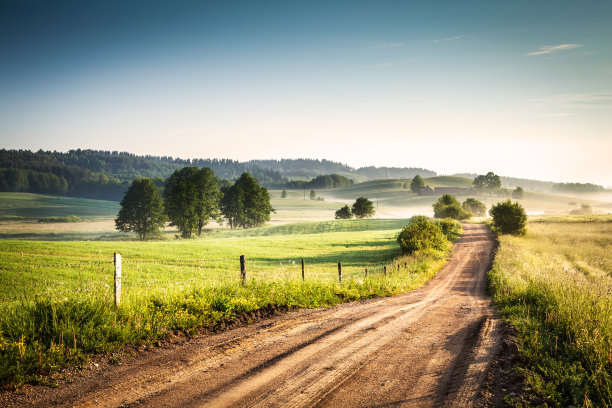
489,200,527,235
570,203,592,215
335,205,352,219
435,218,463,241
512,186,525,199
397,215,448,254
462,198,486,217
433,194,471,220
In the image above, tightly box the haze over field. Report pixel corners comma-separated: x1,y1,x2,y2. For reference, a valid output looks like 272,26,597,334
1,1,611,185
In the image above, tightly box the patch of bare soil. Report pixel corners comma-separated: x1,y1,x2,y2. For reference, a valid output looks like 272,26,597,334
2,224,514,407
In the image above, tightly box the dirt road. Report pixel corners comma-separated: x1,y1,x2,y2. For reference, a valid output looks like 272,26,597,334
7,223,499,407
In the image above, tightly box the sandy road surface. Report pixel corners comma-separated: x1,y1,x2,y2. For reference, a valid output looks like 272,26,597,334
6,223,499,407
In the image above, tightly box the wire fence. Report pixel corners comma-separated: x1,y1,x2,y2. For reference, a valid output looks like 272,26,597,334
0,252,410,303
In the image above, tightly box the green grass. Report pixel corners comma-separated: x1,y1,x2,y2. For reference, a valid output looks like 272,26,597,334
0,193,119,221
489,215,612,406
423,176,473,187
0,218,450,386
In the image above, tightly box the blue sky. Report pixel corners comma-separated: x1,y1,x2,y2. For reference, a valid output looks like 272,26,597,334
1,1,611,185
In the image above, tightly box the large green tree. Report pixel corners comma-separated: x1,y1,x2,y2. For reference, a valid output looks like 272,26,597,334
220,172,275,229
352,197,375,219
410,175,425,194
473,171,502,193
115,178,166,240
164,166,221,238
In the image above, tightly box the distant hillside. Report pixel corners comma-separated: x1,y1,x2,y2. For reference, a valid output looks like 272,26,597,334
0,149,437,201
453,173,556,192
250,159,436,180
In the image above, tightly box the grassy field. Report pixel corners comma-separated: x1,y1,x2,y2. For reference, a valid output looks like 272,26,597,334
489,215,612,407
0,218,450,386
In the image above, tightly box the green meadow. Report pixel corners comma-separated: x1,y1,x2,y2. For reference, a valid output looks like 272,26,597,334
0,216,450,386
489,215,612,407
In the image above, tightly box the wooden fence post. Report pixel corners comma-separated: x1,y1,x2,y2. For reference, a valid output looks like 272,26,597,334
365,268,368,278
114,253,121,307
384,266,387,276
301,258,305,281
240,255,246,286
397,264,400,274
404,262,408,270
338,262,342,283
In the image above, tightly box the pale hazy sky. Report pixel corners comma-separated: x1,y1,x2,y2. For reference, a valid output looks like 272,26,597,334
1,1,611,185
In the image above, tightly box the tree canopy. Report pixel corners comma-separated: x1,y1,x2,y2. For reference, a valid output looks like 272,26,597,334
335,205,353,219
164,166,221,237
462,198,487,217
473,172,501,193
489,200,527,235
433,194,471,220
220,172,275,229
115,178,166,240
352,197,375,219
410,175,425,194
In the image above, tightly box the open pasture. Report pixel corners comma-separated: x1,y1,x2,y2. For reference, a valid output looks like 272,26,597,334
0,218,451,385
489,214,612,406
0,220,410,305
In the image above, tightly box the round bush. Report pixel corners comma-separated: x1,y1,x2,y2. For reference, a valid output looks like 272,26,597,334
397,215,448,254
435,218,463,241
489,200,527,235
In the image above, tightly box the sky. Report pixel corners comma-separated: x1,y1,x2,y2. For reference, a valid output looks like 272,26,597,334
1,0,611,185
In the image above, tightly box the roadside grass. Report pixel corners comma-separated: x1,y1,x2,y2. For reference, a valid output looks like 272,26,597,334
0,219,450,386
488,215,612,406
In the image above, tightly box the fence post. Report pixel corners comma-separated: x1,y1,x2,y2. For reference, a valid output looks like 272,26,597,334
404,262,408,270
301,258,305,281
397,264,400,274
384,266,387,276
114,253,121,307
364,268,368,278
240,255,246,286
338,262,342,283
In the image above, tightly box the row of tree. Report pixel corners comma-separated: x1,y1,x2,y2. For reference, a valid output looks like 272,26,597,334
115,168,274,240
334,197,375,219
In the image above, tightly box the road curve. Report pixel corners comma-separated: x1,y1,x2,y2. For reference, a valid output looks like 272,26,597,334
7,223,499,408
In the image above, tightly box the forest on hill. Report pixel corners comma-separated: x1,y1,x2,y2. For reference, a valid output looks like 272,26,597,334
0,149,437,201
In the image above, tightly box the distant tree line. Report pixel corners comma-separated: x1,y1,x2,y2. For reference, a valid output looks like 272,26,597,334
286,174,354,189
552,182,605,194
115,168,274,240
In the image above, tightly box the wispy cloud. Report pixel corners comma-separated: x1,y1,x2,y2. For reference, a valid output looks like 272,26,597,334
532,93,612,110
433,35,462,43
527,43,581,56
379,42,404,49
535,113,575,118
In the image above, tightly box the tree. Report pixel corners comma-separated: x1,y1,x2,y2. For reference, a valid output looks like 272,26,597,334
193,167,222,235
352,197,375,219
462,198,487,217
397,215,448,254
309,189,316,200
512,186,524,199
220,172,275,229
115,178,166,240
473,172,502,193
164,166,220,238
410,175,425,194
489,200,527,235
433,194,471,220
281,189,287,198
335,205,353,219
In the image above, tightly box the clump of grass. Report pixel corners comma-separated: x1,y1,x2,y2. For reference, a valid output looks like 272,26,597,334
489,215,612,406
